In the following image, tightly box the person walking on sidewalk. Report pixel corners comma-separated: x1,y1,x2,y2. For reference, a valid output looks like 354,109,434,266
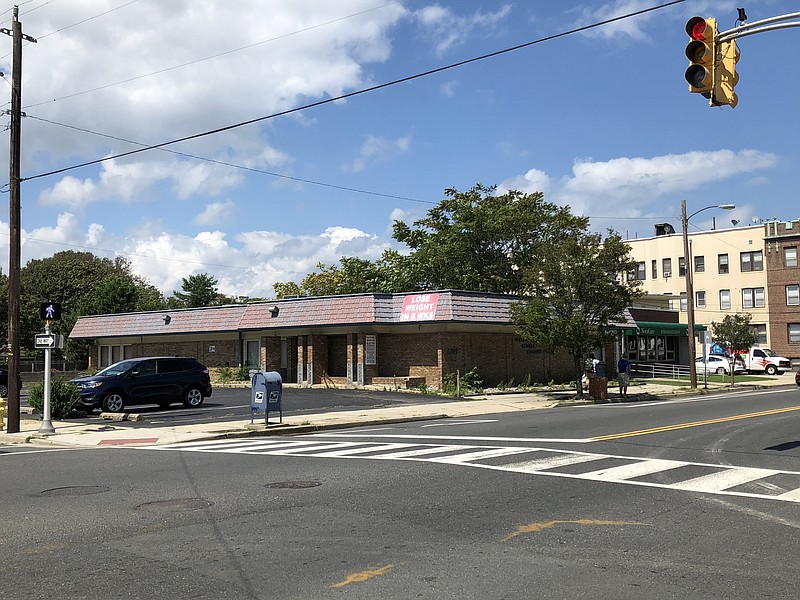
617,356,631,399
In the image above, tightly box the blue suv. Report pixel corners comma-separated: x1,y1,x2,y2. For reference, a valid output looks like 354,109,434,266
70,356,213,413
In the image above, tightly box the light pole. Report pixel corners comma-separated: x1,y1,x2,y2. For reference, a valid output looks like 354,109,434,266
682,200,736,388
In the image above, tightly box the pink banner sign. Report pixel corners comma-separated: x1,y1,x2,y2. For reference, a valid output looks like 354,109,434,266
400,293,440,322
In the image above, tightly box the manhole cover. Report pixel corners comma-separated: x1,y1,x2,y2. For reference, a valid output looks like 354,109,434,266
40,486,111,497
266,481,322,489
137,498,214,512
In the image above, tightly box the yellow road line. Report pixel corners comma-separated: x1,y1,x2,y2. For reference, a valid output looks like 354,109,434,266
503,519,646,541
590,405,800,441
330,564,395,588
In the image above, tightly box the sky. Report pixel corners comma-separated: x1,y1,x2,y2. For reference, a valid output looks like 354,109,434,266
0,0,798,300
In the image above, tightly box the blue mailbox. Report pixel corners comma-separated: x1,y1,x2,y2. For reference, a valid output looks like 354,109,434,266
250,370,283,425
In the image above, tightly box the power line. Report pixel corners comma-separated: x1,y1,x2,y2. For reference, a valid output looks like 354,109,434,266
21,0,687,184
20,1,401,108
24,114,435,204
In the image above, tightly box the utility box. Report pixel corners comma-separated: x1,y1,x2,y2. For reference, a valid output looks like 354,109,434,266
251,371,283,425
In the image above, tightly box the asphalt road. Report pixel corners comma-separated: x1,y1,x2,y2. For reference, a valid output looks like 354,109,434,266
65,386,463,426
2,386,799,599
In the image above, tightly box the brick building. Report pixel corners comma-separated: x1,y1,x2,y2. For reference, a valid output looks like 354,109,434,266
69,290,585,389
764,220,800,358
625,219,800,365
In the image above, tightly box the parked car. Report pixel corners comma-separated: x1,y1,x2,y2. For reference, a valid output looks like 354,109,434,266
694,354,747,375
69,357,212,413
0,369,8,397
795,370,800,386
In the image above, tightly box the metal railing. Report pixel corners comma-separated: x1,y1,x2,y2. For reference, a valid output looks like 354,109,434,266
18,359,86,373
630,362,691,380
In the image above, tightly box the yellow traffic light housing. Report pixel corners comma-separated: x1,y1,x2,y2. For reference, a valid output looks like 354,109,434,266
684,17,716,95
712,39,739,107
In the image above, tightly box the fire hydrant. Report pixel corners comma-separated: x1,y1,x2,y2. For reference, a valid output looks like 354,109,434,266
0,395,6,428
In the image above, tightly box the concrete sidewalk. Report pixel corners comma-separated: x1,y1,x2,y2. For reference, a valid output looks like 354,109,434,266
1,376,795,448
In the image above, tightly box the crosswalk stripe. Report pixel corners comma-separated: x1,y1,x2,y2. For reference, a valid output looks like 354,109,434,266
501,453,605,472
427,447,535,463
377,445,474,459
575,458,686,481
310,443,414,457
151,438,800,504
670,467,779,492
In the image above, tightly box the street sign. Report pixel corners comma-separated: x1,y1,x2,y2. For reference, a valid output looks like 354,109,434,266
35,333,64,349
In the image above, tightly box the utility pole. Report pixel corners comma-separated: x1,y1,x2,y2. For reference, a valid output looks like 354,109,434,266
1,7,36,433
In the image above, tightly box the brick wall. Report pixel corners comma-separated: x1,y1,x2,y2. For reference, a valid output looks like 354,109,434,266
133,339,238,367
765,221,800,360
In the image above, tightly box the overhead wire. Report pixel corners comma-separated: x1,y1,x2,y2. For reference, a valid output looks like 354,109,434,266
19,1,401,106
24,114,435,204
21,0,687,184
4,1,689,279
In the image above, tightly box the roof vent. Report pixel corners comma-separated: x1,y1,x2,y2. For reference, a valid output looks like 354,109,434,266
654,223,675,236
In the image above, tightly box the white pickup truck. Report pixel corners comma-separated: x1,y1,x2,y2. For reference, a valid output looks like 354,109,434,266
737,347,792,375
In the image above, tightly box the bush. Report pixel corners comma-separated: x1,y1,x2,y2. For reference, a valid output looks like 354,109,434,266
216,365,252,383
443,367,484,396
28,377,80,419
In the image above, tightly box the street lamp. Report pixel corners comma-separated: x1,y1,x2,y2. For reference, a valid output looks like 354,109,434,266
681,200,736,388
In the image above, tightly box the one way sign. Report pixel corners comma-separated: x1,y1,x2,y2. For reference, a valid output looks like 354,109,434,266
35,333,64,349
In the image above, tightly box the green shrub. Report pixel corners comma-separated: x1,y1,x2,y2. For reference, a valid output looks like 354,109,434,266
442,367,484,396
217,365,252,383
28,377,80,419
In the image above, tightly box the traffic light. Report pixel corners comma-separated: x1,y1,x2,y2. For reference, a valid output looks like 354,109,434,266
684,16,716,96
712,39,739,107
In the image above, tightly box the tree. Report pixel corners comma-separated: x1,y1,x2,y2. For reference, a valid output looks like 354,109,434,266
19,252,149,360
511,230,643,398
710,313,759,386
392,185,587,294
171,273,220,307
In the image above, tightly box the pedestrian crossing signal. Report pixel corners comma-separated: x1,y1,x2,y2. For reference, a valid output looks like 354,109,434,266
39,302,62,321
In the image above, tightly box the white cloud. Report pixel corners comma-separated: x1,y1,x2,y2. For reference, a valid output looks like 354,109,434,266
500,149,779,227
344,134,412,173
194,200,237,226
575,0,661,40
414,4,513,55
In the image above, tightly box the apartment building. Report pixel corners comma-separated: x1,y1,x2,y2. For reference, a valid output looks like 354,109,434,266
625,220,800,364
764,220,800,361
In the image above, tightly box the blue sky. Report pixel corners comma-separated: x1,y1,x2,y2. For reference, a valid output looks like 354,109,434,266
1,0,798,298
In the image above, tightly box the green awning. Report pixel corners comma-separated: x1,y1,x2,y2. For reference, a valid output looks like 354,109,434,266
623,321,706,337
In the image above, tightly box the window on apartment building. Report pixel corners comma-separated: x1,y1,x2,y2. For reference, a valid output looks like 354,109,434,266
662,258,672,277
786,247,798,267
636,262,646,280
694,255,705,273
718,254,729,274
787,285,800,306
742,287,765,309
651,259,658,279
678,257,686,277
696,290,706,308
789,323,800,344
680,291,687,312
719,289,731,310
750,324,767,345
740,251,764,272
